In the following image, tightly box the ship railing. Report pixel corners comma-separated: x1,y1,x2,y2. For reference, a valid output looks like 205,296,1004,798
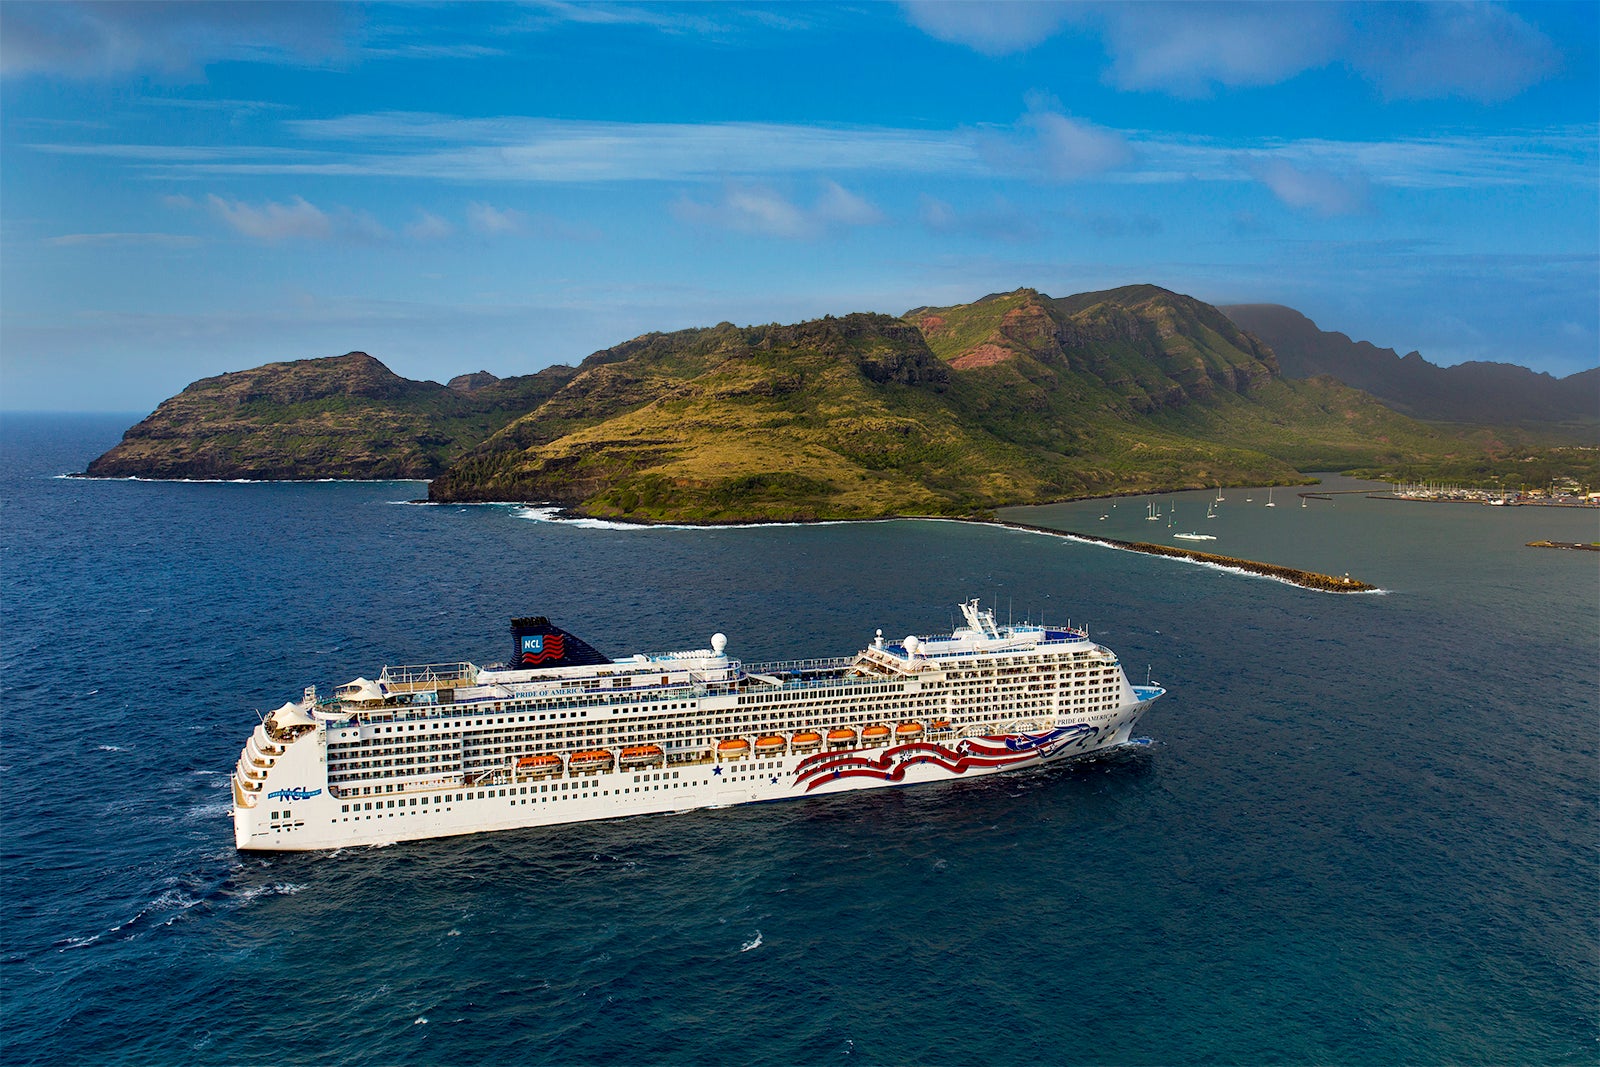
744,656,856,675
379,662,480,694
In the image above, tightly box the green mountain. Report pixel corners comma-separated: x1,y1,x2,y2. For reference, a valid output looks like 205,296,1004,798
427,285,1468,519
85,352,575,479
88,285,1518,520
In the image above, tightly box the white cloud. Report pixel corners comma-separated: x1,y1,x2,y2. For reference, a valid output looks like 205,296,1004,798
1,1,352,80
919,195,957,230
272,114,984,183
1350,4,1560,103
674,181,883,239
814,180,884,226
404,211,455,241
466,202,528,236
1245,158,1371,216
1019,97,1134,179
675,185,812,238
1096,3,1344,95
207,194,331,241
898,0,1077,56
901,1,1562,103
198,195,388,242
39,113,1595,197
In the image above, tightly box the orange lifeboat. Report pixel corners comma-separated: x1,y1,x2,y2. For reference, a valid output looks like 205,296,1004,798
754,735,786,754
895,722,924,738
791,730,823,751
716,738,750,760
518,754,563,776
826,727,857,748
862,724,891,745
620,744,663,766
568,749,613,772
929,719,954,736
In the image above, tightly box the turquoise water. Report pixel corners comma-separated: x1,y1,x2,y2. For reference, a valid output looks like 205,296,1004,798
3,415,1596,1065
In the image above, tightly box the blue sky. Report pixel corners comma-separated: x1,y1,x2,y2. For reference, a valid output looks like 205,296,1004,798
3,1,1596,412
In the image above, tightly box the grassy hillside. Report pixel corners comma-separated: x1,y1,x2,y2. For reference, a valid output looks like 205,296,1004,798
91,285,1546,518
428,286,1477,519
86,353,575,479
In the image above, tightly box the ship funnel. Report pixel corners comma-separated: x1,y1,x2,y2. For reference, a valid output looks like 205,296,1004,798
509,617,612,668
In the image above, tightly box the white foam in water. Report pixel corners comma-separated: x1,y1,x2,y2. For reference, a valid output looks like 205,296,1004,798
740,931,763,952
235,883,305,906
512,505,852,532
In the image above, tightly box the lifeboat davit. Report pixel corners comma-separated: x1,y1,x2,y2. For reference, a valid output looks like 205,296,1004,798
568,749,614,772
895,722,924,738
791,730,822,751
620,744,663,766
862,724,891,745
826,727,857,748
754,735,786,754
716,738,750,759
518,754,563,776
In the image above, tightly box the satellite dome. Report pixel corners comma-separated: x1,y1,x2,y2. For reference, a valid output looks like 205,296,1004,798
904,635,920,655
711,633,728,654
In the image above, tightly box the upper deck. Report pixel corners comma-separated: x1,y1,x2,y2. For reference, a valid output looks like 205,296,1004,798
313,600,1108,725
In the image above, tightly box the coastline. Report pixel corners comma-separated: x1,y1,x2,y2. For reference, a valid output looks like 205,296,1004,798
65,472,1379,591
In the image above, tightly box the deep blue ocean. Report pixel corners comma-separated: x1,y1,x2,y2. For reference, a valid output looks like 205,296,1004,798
3,413,1596,1066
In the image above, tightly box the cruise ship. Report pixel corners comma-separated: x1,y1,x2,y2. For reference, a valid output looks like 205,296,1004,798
232,601,1165,851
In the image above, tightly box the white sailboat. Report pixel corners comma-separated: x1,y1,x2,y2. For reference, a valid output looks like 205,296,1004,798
1265,487,1276,508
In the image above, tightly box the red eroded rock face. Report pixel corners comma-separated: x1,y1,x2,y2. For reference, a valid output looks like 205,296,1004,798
917,314,947,334
949,343,1016,370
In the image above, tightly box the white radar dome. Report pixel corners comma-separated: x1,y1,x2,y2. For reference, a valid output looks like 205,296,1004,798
904,635,920,655
711,633,728,654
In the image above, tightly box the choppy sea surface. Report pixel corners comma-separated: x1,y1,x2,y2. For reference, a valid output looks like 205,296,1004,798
3,413,1596,1066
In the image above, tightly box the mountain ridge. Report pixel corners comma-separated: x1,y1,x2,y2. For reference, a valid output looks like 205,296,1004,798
83,284,1580,520
1221,303,1597,428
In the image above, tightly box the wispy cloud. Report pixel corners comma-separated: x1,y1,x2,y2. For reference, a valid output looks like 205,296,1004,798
404,211,455,241
466,202,528,236
1,1,353,80
208,194,331,241
813,180,884,226
1244,158,1371,216
899,1,1077,56
272,114,985,183
33,113,1596,194
674,181,883,239
1092,3,1346,96
1348,4,1560,103
1012,93,1134,179
44,231,200,247
903,1,1563,103
919,195,1046,242
202,194,389,243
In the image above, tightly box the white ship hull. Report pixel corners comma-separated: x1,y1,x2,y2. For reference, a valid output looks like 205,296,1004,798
233,602,1164,852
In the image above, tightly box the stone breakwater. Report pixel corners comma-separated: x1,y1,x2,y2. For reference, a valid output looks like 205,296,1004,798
992,520,1378,592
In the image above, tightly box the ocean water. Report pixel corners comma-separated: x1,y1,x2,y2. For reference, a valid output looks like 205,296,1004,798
2,413,1596,1066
